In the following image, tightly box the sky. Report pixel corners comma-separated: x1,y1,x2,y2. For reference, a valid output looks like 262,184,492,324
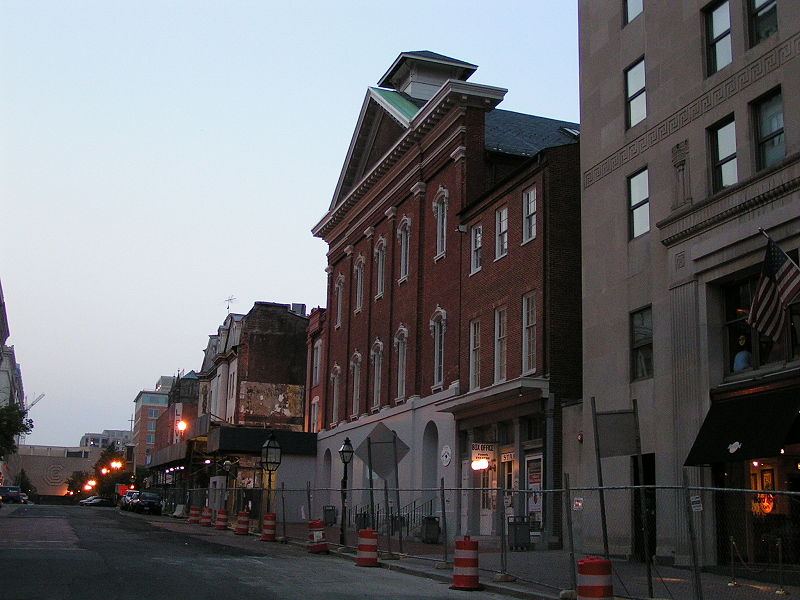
1,1,579,447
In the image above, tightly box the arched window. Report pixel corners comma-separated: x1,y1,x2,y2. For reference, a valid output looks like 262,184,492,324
397,216,412,281
353,256,365,312
394,324,409,400
371,338,384,409
429,306,447,387
334,274,345,327
374,237,386,298
350,351,362,416
329,363,341,425
433,186,449,258
310,396,320,433
312,339,322,386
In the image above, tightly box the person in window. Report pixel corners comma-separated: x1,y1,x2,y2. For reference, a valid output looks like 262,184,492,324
733,334,753,372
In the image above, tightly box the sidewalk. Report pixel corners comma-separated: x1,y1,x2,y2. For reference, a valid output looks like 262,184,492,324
146,514,800,600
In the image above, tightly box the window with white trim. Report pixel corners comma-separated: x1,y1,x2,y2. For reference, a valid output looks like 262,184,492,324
469,319,481,391
330,364,341,424
353,257,365,312
310,398,319,433
495,207,508,259
394,326,408,400
522,293,536,373
494,307,508,382
334,275,344,327
471,225,482,273
371,339,384,409
350,352,361,416
430,307,446,387
397,217,411,281
374,237,386,298
312,339,322,386
522,187,537,243
433,188,448,258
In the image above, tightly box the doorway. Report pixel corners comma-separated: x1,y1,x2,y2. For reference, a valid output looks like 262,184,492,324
632,453,656,561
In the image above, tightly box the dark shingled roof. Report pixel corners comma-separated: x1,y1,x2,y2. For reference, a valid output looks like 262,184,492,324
485,109,579,157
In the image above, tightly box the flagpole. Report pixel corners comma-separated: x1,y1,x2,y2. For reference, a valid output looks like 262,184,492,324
758,228,800,268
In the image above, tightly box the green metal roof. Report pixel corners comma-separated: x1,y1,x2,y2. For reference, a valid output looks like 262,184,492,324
369,87,421,122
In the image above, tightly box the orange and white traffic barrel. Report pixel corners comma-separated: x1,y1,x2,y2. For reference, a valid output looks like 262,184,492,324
234,511,250,535
356,529,379,567
187,505,201,524
577,556,613,600
200,506,213,527
451,535,481,590
307,519,328,553
260,512,277,542
214,508,229,530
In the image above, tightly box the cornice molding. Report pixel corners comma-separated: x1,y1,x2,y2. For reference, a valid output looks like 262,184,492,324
658,154,800,247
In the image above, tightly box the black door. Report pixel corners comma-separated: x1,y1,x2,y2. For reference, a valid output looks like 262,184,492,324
632,453,656,561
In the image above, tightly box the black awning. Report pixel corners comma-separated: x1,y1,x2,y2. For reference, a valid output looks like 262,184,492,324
685,391,800,466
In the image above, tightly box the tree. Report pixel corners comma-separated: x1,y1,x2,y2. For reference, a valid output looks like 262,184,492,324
65,470,89,496
0,404,33,458
93,445,129,497
14,468,36,496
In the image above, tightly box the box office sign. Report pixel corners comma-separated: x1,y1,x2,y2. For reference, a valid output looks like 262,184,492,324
471,443,495,462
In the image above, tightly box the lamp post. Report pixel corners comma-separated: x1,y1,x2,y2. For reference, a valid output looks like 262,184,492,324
260,433,282,514
338,437,354,546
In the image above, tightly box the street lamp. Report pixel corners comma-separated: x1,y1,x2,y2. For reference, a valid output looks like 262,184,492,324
176,419,187,440
260,433,281,514
338,437,354,546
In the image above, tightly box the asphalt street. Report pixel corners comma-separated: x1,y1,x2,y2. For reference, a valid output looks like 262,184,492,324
0,503,509,600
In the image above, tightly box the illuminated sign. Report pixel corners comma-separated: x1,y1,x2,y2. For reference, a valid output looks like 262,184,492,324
471,443,495,471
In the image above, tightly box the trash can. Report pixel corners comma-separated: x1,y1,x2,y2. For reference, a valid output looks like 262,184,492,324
508,516,531,551
421,516,440,544
323,505,337,526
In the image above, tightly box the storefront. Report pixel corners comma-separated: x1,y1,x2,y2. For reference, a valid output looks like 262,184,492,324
438,381,559,545
685,378,800,564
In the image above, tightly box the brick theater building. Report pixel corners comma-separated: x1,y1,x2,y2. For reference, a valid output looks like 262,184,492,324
310,51,581,543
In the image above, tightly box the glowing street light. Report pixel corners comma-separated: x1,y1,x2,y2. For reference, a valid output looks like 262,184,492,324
100,467,109,475
110,460,123,469
87,479,97,487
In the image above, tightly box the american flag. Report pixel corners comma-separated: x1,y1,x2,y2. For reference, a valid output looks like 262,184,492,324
747,237,800,341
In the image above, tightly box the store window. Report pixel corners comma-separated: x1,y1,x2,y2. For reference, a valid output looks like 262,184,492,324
724,271,800,374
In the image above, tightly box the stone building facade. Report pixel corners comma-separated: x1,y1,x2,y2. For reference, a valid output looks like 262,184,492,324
576,0,799,564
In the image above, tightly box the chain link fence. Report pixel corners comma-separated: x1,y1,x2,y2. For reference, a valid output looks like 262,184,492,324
145,481,800,598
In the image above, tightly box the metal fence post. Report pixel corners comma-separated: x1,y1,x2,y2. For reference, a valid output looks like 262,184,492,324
440,478,448,564
682,469,704,600
563,474,577,593
281,482,287,541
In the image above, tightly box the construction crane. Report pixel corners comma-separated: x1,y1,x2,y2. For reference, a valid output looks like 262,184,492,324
19,393,44,444
27,393,45,411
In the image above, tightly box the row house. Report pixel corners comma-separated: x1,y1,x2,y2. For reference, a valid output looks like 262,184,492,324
577,0,799,565
310,51,581,542
150,302,315,502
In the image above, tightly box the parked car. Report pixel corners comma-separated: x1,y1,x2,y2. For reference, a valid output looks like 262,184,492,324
0,486,23,503
131,491,162,515
81,496,114,507
119,490,140,511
